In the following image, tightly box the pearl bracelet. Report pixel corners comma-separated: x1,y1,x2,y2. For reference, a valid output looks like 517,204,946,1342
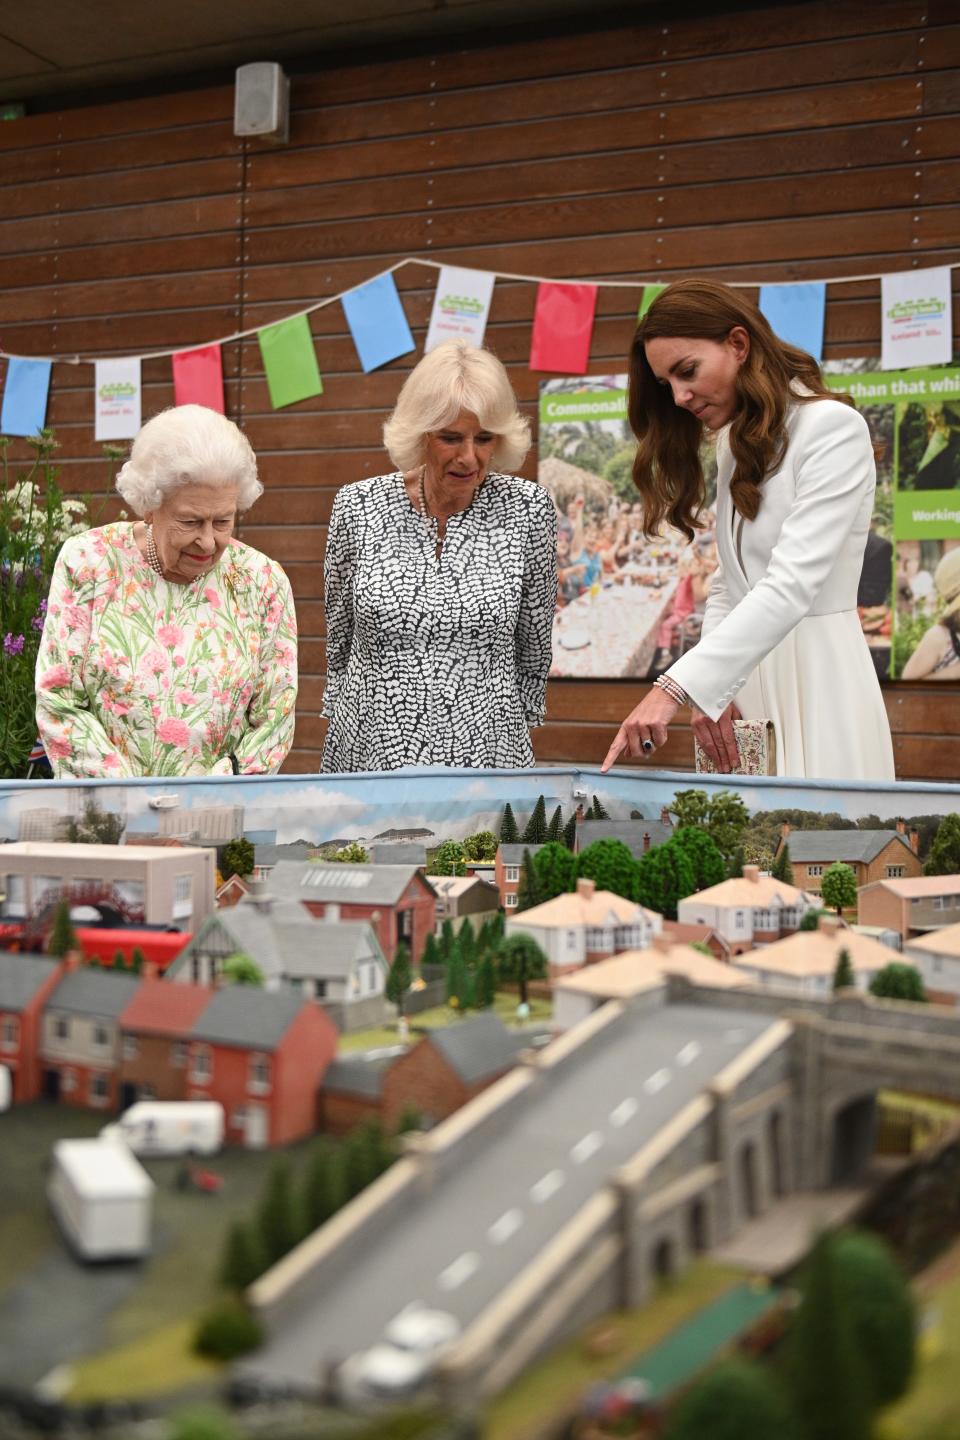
653,673,688,707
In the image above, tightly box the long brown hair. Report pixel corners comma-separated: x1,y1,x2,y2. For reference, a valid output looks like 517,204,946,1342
628,278,852,540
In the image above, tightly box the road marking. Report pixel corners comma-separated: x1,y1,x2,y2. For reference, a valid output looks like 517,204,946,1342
488,1209,524,1245
676,1041,701,1067
570,1131,604,1165
643,1068,671,1094
530,1169,565,1203
724,1028,746,1044
610,1097,638,1127
438,1252,480,1291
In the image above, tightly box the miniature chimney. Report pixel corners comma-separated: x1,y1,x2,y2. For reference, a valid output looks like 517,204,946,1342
141,959,158,982
576,877,596,901
651,933,673,954
909,830,919,855
63,948,83,972
743,865,760,884
643,832,652,853
896,819,906,835
781,822,791,839
817,914,842,936
660,806,671,826
325,902,341,923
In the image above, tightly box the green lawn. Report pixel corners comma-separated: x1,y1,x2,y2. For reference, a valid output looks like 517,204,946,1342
878,1240,960,1439
338,992,553,1054
484,1262,749,1440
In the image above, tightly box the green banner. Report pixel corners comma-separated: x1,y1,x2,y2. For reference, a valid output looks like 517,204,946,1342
539,390,628,425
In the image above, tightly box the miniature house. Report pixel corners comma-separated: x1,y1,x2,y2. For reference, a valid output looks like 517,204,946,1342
730,914,897,996
905,921,960,1006
263,860,437,966
427,874,501,929
494,843,546,910
858,874,960,943
40,962,141,1110
552,934,749,1030
505,877,661,976
0,952,65,1103
677,866,817,954
774,823,922,893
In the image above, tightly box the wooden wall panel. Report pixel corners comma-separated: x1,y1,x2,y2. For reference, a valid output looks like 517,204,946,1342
0,1,957,780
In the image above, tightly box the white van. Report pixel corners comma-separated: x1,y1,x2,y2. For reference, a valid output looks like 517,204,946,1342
101,1100,224,1156
0,1065,11,1113
49,1138,154,1261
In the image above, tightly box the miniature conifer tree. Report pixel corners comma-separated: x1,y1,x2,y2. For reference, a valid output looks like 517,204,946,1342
304,1140,348,1229
386,942,412,1018
532,841,577,901
438,917,456,963
499,802,519,844
130,946,145,974
420,930,441,971
772,843,795,884
445,939,468,1009
728,846,745,878
396,1104,424,1135
588,794,609,820
562,812,578,852
218,1219,266,1292
343,1122,385,1197
664,1357,794,1440
546,805,564,843
832,947,855,991
785,1231,873,1440
521,796,547,844
257,1159,300,1265
47,899,78,958
457,917,476,967
475,953,496,1008
112,949,127,971
515,849,541,912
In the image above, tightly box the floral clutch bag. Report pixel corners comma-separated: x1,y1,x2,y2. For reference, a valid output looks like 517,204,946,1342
695,719,777,776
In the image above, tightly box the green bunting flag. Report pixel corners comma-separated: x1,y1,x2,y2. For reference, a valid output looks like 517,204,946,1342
257,313,324,409
637,284,666,320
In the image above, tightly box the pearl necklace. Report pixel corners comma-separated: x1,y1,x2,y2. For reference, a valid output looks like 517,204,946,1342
145,524,164,577
416,464,432,523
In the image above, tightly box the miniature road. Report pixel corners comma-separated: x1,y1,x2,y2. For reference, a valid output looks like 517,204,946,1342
242,1004,776,1391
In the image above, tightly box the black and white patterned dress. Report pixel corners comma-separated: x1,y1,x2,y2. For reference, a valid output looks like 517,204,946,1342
321,471,557,772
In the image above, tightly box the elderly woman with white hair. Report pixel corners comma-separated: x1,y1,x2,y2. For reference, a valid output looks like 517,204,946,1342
322,340,556,771
35,404,297,777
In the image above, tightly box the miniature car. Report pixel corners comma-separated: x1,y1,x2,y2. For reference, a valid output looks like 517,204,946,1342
336,1306,460,1404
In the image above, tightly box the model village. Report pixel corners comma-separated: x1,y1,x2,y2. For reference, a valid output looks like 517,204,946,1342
3,783,960,1439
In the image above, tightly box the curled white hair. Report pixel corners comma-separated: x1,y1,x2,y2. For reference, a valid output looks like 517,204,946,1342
115,405,263,517
383,340,531,473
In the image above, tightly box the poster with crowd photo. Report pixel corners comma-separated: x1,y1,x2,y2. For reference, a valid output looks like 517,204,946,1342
540,376,716,680
824,360,960,683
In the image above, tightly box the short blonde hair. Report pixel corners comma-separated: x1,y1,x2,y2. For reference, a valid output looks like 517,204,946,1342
115,405,263,516
383,341,531,473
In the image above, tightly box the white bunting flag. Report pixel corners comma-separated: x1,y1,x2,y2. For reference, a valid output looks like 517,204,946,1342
881,266,953,370
94,357,142,440
425,266,496,352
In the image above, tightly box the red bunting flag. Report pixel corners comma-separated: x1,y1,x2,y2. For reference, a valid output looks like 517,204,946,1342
172,343,225,413
529,282,598,374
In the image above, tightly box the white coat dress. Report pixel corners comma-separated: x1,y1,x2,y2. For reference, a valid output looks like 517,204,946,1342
667,395,895,782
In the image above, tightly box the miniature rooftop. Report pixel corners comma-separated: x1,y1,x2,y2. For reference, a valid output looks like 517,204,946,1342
47,966,141,1016
859,875,960,897
119,977,213,1035
267,859,432,906
906,922,960,957
554,939,749,997
734,917,893,976
779,829,916,862
576,817,674,855
188,985,307,1050
686,866,812,906
0,952,60,1011
425,1012,523,1083
174,900,386,981
0,841,208,860
497,844,547,864
515,878,653,928
322,1049,403,1098
427,875,498,897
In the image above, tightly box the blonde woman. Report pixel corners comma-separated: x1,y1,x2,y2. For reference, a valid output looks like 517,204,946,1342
322,341,556,771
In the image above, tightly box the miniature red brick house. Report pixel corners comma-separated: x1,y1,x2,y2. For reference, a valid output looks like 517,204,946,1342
183,985,338,1147
117,976,213,1107
265,860,437,966
775,823,922,894
0,952,65,1103
494,844,546,911
40,963,141,1110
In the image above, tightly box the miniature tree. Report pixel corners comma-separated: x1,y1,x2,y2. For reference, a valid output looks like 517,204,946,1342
497,932,547,1008
130,945,146,975
832,947,855,991
445,938,470,1010
478,910,504,953
438,917,457,963
832,1228,916,1409
462,830,497,861
670,825,726,891
576,838,638,901
670,788,749,864
222,953,265,987
663,1358,795,1440
257,1158,300,1265
515,848,542,912
562,812,578,851
112,949,127,971
499,803,519,844
728,845,745,878
304,1140,348,1229
634,841,696,920
386,942,412,1019
47,900,78,958
218,1219,266,1292
64,796,124,846
924,813,960,875
474,953,497,1008
221,838,255,881
457,917,477,968
431,839,467,876
821,862,858,917
521,796,548,844
328,841,369,864
800,907,829,931
193,1299,263,1361
395,1104,424,1135
531,840,577,902
772,843,795,885
344,1121,392,1197
420,929,441,972
587,794,609,820
545,805,564,843
870,963,927,1002
785,1231,873,1440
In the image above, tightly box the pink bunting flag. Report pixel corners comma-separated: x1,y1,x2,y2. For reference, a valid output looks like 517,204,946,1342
172,343,225,413
529,282,598,375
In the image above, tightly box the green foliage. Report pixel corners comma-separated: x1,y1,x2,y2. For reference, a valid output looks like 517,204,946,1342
634,841,696,919
478,910,504,951
221,838,255,881
497,932,548,1006
820,862,858,915
64,796,124,845
670,789,749,862
786,1231,873,1440
690,941,714,958
420,930,441,970
328,840,369,864
870,962,927,1002
831,1228,916,1408
344,1120,394,1197
222,953,265,987
546,805,564,843
168,1406,241,1440
129,946,145,974
562,812,578,850
925,813,960,876
304,1140,348,1230
891,609,935,679
386,942,412,1015
516,848,542,912
521,796,548,844
257,1159,300,1266
444,940,471,1011
438,918,456,963
462,829,497,861
474,953,496,1008
499,803,519,844
457,918,476,966
587,794,609,820
800,908,829,931
832,947,855,991
663,1357,796,1440
217,1219,266,1292
47,900,78,958
431,839,467,876
670,825,727,891
728,846,745,878
395,1104,424,1135
772,843,795,885
576,837,639,901
193,1298,263,1361
112,950,127,972
531,840,578,902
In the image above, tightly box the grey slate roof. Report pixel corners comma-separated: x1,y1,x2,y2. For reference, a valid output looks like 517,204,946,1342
168,901,386,984
781,830,914,864
188,985,305,1050
268,860,433,906
321,1050,403,1098
254,841,318,868
369,843,427,868
0,953,60,1012
47,967,141,1018
427,1012,522,1084
576,819,673,857
498,844,547,865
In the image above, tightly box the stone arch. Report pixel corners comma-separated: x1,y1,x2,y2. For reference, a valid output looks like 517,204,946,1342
829,1091,877,1185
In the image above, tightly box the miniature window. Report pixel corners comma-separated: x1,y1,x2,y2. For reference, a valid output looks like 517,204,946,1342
1,874,26,918
171,1040,188,1068
504,894,518,909
54,1016,70,1041
933,956,943,973
249,1054,271,1092
505,866,519,883
61,1069,76,1093
315,979,328,999
93,1024,109,1048
886,866,905,879
1,1017,18,1049
190,1045,212,1080
934,897,948,911
735,911,745,927
122,1035,138,1060
174,875,192,901
807,865,824,877
397,909,414,942
89,1073,109,1102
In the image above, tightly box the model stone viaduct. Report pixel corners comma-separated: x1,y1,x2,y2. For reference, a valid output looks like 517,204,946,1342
248,980,960,1401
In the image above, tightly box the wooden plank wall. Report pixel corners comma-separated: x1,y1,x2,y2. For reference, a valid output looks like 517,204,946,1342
0,0,958,778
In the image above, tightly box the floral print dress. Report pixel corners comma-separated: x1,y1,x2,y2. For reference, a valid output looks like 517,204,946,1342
35,523,297,777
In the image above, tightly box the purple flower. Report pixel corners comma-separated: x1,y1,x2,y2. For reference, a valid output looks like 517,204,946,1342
3,633,25,656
